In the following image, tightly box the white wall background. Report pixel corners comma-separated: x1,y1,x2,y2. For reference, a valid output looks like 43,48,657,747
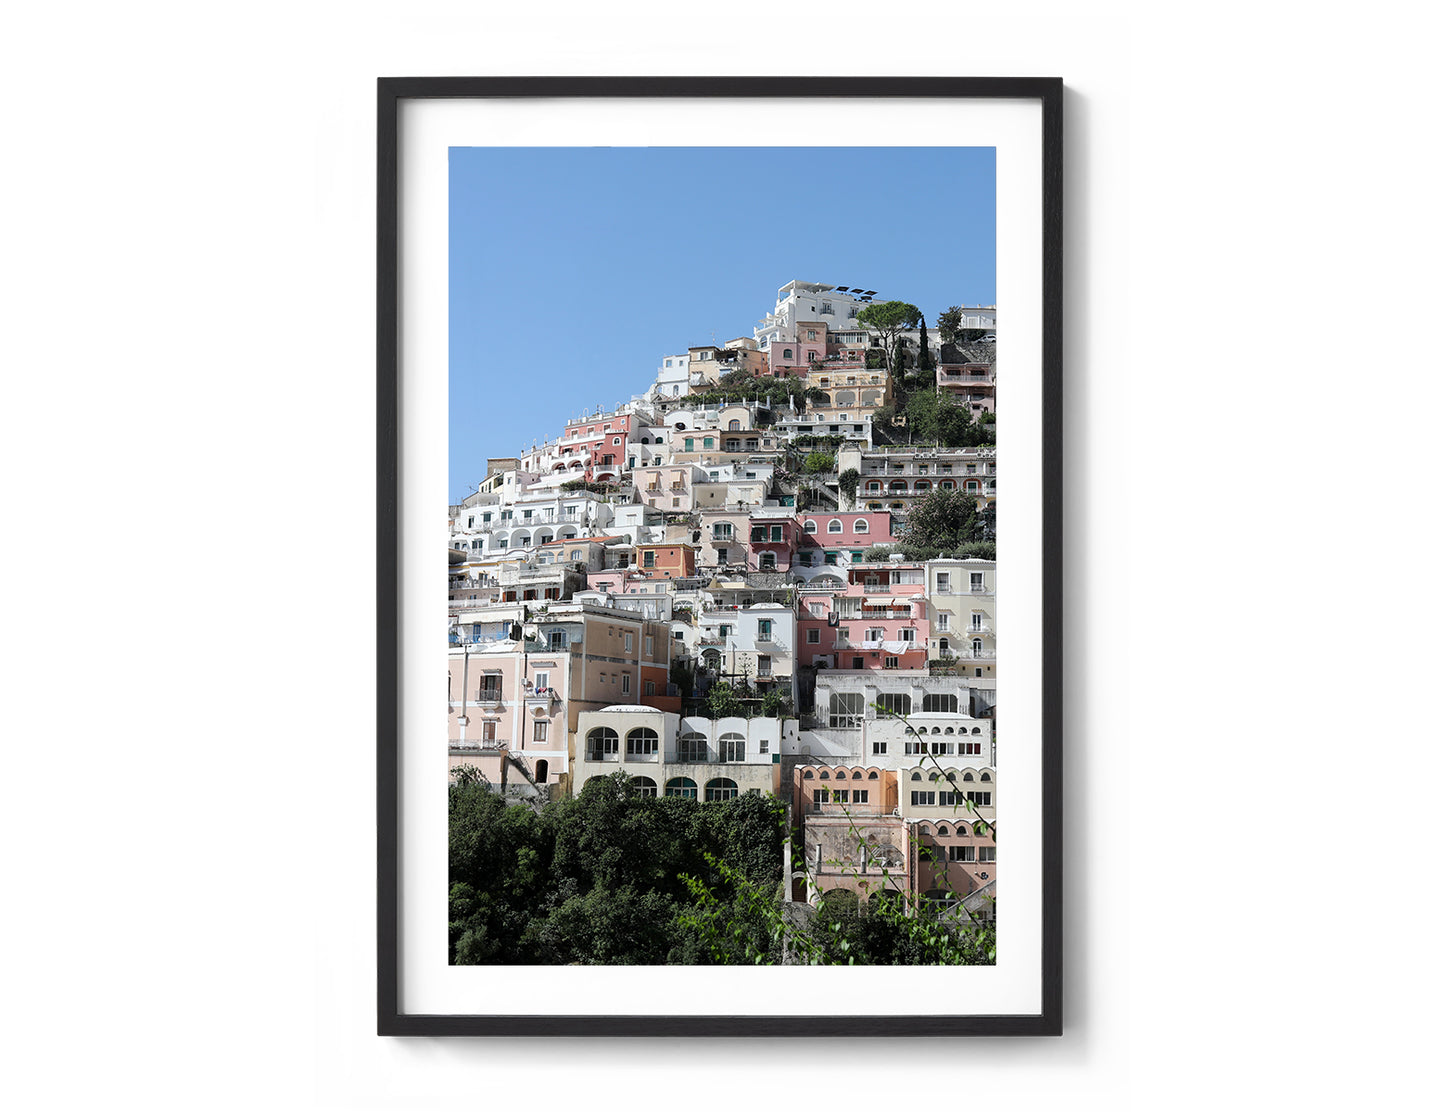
4,2,1438,1108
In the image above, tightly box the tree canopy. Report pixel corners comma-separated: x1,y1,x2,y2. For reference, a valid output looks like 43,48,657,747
857,300,922,377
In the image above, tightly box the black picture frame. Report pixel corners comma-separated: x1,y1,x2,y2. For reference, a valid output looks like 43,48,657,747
378,76,1062,1037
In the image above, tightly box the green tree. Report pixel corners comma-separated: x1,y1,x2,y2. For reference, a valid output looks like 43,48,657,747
857,300,922,377
837,468,860,502
802,451,836,475
899,489,985,556
917,320,935,372
937,305,963,344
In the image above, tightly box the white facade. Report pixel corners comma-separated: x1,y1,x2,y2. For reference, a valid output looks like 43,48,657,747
754,280,868,349
696,602,797,702
571,708,787,798
653,353,692,398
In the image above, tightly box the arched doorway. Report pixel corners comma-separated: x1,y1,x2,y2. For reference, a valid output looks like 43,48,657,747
533,758,549,783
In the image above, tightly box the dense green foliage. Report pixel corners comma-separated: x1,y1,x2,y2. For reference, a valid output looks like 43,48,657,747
936,305,963,343
898,489,993,557
449,771,787,965
917,320,935,372
857,300,922,377
837,468,860,501
802,451,836,475
451,770,993,966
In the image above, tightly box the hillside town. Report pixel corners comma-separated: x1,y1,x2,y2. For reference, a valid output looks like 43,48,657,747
448,280,999,942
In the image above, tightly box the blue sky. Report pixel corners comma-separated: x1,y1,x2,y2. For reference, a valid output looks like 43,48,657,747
449,147,995,501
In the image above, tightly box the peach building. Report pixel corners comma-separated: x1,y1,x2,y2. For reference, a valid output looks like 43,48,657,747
791,765,904,906
634,542,695,580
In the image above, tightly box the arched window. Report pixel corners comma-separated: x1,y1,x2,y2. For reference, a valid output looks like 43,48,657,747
728,419,741,431
922,693,958,714
971,726,982,735
866,482,882,493
889,480,907,492
962,772,975,781
914,480,931,492
630,776,658,798
626,728,658,758
853,519,869,533
940,480,956,491
720,732,746,762
944,726,955,735
704,778,738,802
665,777,697,799
758,552,776,570
911,772,922,781
980,772,991,782
804,520,818,533
827,520,843,534
678,732,708,762
819,770,830,780
852,771,862,780
783,348,794,360
803,769,814,779
931,726,942,735
868,770,879,780
937,824,950,837
585,727,618,761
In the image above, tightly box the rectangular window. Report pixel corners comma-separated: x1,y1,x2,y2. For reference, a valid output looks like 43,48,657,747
967,792,993,807
937,613,950,631
899,628,916,642
723,736,747,762
971,572,985,592
877,692,909,715
533,671,549,692
972,614,983,630
936,573,951,593
904,740,926,756
884,657,900,668
756,654,771,676
479,673,502,701
624,632,634,652
832,789,849,803
751,526,767,542
911,791,936,806
533,721,548,743
949,845,975,863
813,789,829,812
828,692,864,728
979,847,996,862
960,741,982,756
644,635,654,656
807,628,820,644
938,791,963,806
852,790,868,804
621,673,631,694
771,525,783,542
703,437,714,449
642,551,655,567
757,619,772,639
871,741,887,755
684,437,694,451
547,631,567,651
759,736,769,754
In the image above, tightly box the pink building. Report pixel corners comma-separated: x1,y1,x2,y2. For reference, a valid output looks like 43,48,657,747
557,412,634,483
795,511,895,567
936,362,995,415
804,562,930,671
747,514,801,571
768,320,829,375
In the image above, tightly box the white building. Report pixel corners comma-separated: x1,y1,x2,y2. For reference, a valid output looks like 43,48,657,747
754,280,870,350
571,707,788,799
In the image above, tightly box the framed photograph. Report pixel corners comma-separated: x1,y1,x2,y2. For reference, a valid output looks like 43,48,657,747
379,77,1061,1036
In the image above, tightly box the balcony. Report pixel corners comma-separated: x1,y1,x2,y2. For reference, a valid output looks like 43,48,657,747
450,738,507,753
